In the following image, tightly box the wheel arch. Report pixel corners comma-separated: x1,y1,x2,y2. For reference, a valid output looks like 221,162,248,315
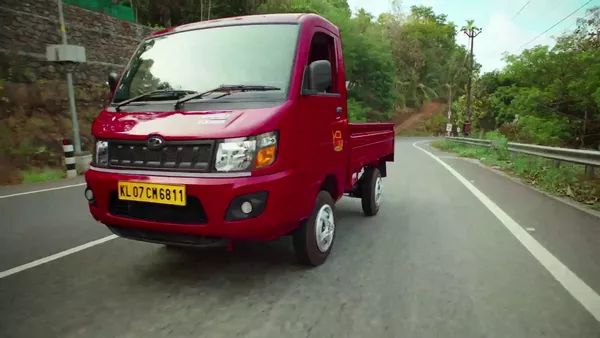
319,174,340,201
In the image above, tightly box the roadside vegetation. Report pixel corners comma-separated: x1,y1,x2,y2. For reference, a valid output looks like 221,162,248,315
20,168,65,184
431,135,600,210
0,74,105,185
447,6,600,151
426,6,600,211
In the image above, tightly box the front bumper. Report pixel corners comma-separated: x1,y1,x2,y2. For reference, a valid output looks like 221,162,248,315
84,167,305,241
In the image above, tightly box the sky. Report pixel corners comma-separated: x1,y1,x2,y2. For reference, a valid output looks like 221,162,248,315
346,0,598,73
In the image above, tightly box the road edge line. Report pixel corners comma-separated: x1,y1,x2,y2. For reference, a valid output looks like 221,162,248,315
0,235,118,279
427,142,600,219
0,183,86,199
413,140,600,322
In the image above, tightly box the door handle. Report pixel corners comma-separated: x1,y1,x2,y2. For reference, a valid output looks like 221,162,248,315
336,107,343,114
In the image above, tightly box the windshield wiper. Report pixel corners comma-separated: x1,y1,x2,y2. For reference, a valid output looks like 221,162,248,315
114,89,197,112
174,85,281,110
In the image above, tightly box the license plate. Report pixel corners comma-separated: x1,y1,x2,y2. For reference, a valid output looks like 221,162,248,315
118,181,186,206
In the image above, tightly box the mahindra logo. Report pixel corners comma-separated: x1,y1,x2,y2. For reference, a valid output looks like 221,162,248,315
147,136,165,150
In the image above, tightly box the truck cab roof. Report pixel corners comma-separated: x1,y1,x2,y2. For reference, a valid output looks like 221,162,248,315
151,13,338,38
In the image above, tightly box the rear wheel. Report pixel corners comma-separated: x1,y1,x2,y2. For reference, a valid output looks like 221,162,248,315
361,167,382,216
293,191,336,266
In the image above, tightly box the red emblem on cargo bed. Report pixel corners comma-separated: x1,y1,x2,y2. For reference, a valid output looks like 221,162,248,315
333,130,343,152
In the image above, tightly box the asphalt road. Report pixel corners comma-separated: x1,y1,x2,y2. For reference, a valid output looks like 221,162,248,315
1,138,600,338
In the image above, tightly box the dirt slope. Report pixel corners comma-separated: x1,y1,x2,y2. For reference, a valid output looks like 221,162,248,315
394,100,447,135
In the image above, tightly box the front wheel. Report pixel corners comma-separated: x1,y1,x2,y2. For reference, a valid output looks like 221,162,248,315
293,191,336,266
361,167,382,216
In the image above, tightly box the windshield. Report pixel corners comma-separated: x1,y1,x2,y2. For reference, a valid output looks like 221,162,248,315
112,24,299,104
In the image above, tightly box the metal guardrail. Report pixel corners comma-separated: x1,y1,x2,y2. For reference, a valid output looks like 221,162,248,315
445,136,600,176
445,137,493,147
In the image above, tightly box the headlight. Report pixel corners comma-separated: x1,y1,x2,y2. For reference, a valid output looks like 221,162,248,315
215,131,278,172
94,140,109,166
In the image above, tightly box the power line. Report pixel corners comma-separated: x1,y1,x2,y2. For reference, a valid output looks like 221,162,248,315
517,0,592,50
511,0,531,20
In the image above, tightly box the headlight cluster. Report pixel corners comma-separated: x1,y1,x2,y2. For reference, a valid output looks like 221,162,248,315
92,131,278,172
94,140,109,166
215,131,278,172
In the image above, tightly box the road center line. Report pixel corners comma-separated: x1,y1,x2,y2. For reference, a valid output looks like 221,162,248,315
413,140,600,322
0,235,118,279
0,183,86,199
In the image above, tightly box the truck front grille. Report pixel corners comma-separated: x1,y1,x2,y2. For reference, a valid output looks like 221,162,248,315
107,140,215,171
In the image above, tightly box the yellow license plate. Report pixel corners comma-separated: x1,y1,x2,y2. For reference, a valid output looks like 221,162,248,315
118,181,187,206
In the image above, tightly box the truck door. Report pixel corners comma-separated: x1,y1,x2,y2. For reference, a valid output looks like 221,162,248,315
305,29,348,200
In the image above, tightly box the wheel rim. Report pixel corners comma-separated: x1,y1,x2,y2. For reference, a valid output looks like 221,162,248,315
315,204,335,252
375,176,383,207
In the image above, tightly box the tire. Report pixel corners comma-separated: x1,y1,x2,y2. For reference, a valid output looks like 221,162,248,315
361,167,382,216
293,191,336,266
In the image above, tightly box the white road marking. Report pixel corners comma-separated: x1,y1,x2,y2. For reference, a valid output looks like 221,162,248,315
0,183,86,199
0,235,118,279
413,140,600,322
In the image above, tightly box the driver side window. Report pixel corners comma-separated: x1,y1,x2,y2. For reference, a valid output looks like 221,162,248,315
306,32,337,94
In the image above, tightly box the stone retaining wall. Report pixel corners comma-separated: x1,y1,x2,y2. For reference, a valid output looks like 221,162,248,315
0,0,156,84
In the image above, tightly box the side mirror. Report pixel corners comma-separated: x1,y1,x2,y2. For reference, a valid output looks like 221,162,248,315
107,72,119,94
301,60,332,95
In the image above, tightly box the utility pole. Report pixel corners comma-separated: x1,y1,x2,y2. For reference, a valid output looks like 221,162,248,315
447,84,452,118
444,83,454,136
57,0,82,155
461,22,482,121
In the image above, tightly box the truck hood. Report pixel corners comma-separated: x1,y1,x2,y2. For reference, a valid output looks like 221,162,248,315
92,106,283,140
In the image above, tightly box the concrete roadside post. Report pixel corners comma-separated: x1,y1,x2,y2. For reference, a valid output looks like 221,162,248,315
62,138,77,178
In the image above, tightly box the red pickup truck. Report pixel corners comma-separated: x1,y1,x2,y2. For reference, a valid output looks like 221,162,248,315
85,13,395,266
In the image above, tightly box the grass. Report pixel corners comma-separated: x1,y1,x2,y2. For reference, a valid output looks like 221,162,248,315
20,167,65,184
431,140,600,210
